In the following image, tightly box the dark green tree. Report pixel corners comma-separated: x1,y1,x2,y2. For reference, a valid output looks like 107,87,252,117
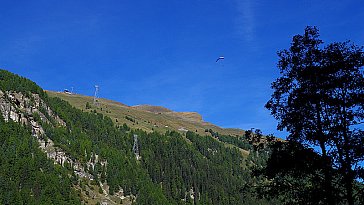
266,26,364,205
85,102,91,109
260,141,334,205
244,129,253,141
253,129,262,144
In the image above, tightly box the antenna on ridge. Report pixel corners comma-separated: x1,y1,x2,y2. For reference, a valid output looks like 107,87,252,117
93,85,99,106
132,134,141,160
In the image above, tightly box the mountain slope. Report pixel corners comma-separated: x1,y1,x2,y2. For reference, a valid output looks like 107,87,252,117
46,91,244,137
0,69,275,205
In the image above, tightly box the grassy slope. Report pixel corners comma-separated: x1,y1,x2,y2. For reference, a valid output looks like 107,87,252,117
46,91,244,137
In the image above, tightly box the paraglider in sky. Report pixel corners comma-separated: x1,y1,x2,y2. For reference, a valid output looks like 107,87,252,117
215,56,225,62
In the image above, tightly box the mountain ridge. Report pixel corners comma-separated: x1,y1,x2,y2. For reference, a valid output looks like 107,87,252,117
46,90,245,137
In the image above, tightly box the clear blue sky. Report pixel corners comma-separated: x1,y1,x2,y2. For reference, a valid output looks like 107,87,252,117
1,0,363,138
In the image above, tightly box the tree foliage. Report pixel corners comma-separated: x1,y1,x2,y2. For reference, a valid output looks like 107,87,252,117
265,26,364,204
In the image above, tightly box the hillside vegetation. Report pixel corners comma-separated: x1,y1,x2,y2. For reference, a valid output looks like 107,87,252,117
0,69,275,204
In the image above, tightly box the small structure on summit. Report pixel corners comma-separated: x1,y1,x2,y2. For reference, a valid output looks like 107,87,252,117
64,89,71,94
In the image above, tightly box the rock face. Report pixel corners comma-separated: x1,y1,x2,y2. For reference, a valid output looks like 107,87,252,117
0,90,126,204
0,90,65,126
0,91,92,176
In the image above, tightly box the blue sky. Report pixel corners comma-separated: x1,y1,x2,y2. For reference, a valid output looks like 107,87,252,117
1,0,363,138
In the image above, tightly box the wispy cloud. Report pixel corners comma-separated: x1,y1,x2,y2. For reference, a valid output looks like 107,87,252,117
235,0,255,43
